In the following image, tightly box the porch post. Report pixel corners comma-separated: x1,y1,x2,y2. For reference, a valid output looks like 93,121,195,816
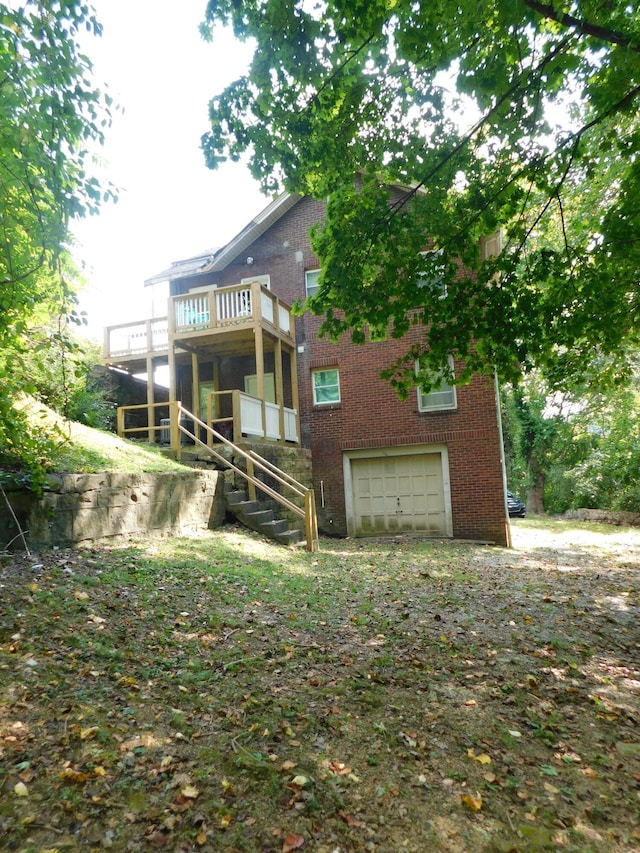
254,323,266,439
289,343,300,444
146,352,155,443
274,337,285,444
168,342,178,453
210,357,221,448
170,399,181,461
192,350,200,441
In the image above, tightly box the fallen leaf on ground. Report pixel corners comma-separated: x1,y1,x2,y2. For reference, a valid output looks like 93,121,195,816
339,811,364,828
467,749,492,765
282,832,305,852
461,792,483,811
181,785,200,799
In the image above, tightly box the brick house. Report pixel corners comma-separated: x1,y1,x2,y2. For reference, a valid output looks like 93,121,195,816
104,192,511,546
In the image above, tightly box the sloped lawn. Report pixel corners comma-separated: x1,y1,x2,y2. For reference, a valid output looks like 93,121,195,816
1,519,639,852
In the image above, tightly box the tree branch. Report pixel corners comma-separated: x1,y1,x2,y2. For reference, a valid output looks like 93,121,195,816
523,0,640,52
387,32,576,216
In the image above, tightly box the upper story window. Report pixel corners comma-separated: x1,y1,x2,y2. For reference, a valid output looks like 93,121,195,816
418,249,447,299
305,269,321,297
417,356,457,412
312,367,340,405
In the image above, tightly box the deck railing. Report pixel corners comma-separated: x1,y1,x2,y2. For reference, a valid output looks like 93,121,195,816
115,401,171,443
116,390,299,447
105,318,169,359
201,390,298,445
104,282,293,361
170,281,292,338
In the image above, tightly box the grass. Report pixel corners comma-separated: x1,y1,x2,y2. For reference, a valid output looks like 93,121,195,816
17,397,189,475
1,521,639,851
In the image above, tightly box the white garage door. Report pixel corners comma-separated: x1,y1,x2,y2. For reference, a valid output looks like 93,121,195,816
351,452,447,536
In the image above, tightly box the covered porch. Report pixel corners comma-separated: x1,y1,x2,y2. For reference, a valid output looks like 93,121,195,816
103,280,300,450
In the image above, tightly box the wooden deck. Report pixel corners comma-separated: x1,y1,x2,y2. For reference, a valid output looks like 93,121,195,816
104,281,295,364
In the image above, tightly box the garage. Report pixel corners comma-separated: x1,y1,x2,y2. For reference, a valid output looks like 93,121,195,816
345,446,451,537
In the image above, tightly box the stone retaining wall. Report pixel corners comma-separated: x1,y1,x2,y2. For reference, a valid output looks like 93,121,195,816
1,470,226,549
563,508,640,527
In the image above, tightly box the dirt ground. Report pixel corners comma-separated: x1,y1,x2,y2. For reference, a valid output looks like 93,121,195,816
0,518,639,852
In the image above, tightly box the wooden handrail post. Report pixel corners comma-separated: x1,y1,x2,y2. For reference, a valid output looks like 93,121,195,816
171,400,181,460
232,391,241,444
116,406,125,439
247,458,257,502
209,289,217,329
304,490,319,552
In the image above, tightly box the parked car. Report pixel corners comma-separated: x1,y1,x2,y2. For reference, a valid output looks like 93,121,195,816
507,490,526,518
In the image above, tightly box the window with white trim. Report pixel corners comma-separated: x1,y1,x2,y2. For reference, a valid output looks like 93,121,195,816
305,269,321,297
312,368,340,405
417,357,457,412
418,249,447,298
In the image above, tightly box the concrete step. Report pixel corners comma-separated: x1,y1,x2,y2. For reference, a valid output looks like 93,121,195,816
233,500,262,515
259,518,289,537
242,509,276,531
224,487,304,548
225,489,248,506
274,528,304,546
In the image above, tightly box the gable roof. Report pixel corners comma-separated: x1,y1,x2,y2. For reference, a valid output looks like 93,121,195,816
144,250,219,286
144,192,301,286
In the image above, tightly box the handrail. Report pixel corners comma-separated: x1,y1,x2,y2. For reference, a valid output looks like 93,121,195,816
116,401,170,441
176,402,319,552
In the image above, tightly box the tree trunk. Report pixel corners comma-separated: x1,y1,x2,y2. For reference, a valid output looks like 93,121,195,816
527,456,545,514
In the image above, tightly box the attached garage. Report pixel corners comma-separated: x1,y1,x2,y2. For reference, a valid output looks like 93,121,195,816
344,445,452,537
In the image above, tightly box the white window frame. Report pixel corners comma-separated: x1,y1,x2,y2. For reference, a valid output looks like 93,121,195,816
417,356,457,412
418,249,447,299
305,269,321,297
241,274,271,290
312,367,340,405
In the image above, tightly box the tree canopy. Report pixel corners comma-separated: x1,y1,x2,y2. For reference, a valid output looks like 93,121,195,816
501,367,640,513
0,0,112,486
201,0,640,392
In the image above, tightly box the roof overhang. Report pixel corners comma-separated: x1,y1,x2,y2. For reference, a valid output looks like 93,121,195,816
144,191,301,286
144,251,219,286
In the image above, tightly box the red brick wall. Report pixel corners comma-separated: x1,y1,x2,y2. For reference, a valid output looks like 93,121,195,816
177,197,509,545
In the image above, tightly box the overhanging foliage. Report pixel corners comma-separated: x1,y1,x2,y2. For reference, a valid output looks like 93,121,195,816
0,1,113,486
201,0,640,391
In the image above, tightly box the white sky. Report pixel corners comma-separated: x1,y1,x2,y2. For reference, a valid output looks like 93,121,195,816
71,0,267,341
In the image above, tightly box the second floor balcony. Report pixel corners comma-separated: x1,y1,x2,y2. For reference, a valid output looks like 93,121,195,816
104,281,295,363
